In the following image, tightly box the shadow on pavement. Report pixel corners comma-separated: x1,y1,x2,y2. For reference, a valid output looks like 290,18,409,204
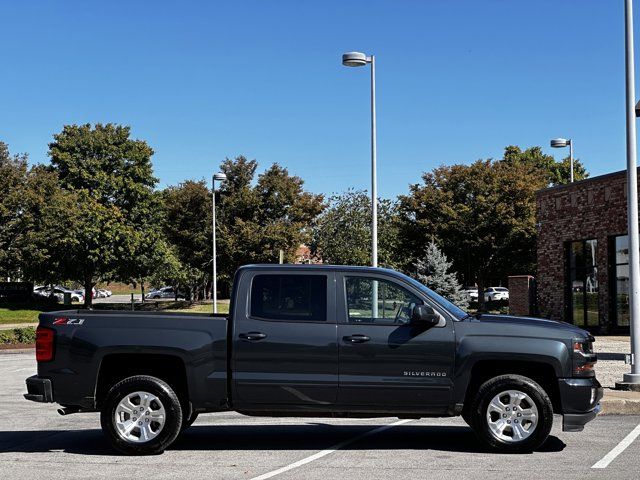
0,424,566,456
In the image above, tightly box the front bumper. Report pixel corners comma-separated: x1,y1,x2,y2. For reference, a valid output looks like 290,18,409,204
558,377,603,432
24,375,53,403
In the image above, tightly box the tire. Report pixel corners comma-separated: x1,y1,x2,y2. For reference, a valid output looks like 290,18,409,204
100,375,183,455
469,374,553,453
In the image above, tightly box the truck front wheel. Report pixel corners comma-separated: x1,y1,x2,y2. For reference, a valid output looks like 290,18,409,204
469,374,553,453
100,375,183,455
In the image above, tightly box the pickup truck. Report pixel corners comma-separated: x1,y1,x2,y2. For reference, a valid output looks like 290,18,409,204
24,264,602,455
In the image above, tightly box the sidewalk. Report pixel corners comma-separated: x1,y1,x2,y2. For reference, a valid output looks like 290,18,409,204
601,389,640,414
0,323,37,330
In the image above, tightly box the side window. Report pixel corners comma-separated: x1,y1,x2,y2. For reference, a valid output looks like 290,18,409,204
345,276,422,325
250,275,327,322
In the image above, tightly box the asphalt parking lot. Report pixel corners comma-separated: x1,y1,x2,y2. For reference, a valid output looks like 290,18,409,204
1,352,639,480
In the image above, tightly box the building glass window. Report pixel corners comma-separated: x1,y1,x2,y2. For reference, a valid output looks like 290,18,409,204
567,239,599,327
612,235,630,327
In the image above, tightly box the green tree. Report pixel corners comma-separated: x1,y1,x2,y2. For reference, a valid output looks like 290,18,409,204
48,123,161,306
161,180,212,300
414,242,469,309
215,157,324,289
502,145,588,186
0,142,29,279
0,143,77,285
311,189,401,268
400,159,543,309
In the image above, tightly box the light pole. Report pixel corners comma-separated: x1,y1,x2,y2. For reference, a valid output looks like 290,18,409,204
342,51,378,268
621,0,640,390
212,172,227,314
342,51,379,319
550,138,574,183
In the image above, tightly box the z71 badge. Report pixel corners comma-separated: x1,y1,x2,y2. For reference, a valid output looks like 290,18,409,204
53,317,85,326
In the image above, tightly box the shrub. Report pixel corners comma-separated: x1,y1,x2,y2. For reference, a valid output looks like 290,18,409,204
0,327,36,345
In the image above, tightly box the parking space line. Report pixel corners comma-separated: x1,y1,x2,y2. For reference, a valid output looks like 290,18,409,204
248,419,413,480
592,422,640,469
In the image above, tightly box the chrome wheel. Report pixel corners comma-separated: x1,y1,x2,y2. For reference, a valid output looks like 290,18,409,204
114,391,166,443
486,389,538,443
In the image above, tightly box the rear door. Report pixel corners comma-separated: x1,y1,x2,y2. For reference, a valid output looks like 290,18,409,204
336,272,455,409
232,270,338,408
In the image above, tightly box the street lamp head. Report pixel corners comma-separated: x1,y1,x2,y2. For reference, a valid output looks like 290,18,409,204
550,138,571,148
342,51,369,67
213,172,227,182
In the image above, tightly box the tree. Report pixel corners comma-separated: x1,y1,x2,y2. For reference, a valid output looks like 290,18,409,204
0,143,76,285
161,180,212,300
215,156,324,289
311,189,402,268
414,242,469,309
400,145,590,309
48,123,160,306
501,145,588,186
0,142,29,279
399,159,543,309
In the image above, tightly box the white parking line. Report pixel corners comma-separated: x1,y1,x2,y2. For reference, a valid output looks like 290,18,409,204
249,419,413,480
592,422,640,469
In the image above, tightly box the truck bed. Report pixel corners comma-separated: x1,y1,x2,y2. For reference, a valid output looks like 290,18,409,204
36,309,230,411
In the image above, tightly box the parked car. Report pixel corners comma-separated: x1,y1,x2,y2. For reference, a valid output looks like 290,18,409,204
54,286,84,303
463,286,478,301
32,286,62,302
147,286,182,299
484,287,509,302
33,286,83,303
25,264,601,455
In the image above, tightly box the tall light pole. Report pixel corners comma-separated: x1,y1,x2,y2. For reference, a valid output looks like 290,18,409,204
342,51,378,268
212,172,227,314
342,51,379,319
621,0,640,390
550,138,574,182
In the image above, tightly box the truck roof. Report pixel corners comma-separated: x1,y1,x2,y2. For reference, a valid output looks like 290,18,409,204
238,264,398,274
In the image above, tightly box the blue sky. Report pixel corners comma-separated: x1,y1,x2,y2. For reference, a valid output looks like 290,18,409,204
0,1,633,198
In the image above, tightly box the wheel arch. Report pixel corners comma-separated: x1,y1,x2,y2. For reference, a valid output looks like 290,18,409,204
95,353,189,410
461,359,562,414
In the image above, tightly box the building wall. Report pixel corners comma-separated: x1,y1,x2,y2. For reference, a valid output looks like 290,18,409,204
536,170,630,332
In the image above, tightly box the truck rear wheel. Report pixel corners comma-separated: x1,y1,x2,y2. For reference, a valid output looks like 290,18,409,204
100,375,183,455
469,374,553,453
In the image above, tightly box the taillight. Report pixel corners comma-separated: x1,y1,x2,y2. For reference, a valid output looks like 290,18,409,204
36,326,55,362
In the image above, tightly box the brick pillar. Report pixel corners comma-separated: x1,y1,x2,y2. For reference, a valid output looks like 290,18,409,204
508,275,536,316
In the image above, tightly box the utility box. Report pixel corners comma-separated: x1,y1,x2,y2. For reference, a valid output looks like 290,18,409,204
508,275,536,316
63,292,72,305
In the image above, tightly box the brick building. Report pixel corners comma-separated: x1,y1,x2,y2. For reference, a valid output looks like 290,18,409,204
536,169,633,334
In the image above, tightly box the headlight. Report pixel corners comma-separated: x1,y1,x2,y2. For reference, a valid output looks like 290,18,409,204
572,337,597,376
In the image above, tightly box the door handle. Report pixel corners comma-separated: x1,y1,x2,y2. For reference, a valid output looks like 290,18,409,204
343,334,371,344
239,332,267,341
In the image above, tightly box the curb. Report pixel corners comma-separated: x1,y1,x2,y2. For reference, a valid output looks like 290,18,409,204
600,389,640,415
0,347,34,354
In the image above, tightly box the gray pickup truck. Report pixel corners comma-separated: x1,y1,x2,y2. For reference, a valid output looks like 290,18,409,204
25,265,602,455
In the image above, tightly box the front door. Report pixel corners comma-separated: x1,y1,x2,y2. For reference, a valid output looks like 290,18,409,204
233,271,338,408
337,273,455,409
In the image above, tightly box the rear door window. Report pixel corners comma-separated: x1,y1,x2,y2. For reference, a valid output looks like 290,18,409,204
250,274,327,322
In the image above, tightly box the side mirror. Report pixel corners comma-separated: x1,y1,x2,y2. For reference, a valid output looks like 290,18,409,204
411,304,440,327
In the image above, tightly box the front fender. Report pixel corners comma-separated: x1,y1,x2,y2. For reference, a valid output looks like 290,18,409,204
452,335,570,405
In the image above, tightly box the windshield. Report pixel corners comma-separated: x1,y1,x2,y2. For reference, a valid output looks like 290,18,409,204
402,273,468,320
495,287,508,292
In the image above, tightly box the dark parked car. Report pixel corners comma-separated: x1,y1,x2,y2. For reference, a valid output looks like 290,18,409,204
25,265,601,455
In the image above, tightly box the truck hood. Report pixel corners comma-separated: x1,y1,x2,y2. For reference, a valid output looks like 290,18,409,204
473,314,591,338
